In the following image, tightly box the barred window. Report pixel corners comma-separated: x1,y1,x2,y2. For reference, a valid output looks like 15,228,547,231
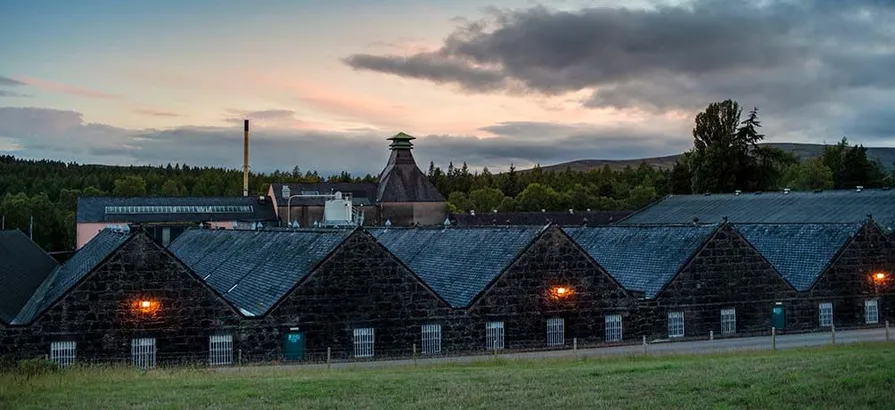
865,299,879,324
209,335,233,366
50,341,76,368
604,314,623,343
131,337,156,369
486,321,504,350
721,308,736,335
353,328,374,358
547,317,564,346
819,302,833,327
421,324,442,355
668,311,685,338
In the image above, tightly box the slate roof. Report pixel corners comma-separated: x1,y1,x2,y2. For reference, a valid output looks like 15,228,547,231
269,183,378,206
564,225,718,298
620,189,895,233
168,228,354,316
13,229,131,325
369,226,544,308
0,230,58,324
450,211,633,227
734,223,863,291
77,196,278,224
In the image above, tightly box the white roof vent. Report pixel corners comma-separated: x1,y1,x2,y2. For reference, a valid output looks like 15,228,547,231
281,185,291,199
470,210,475,216
569,209,574,214
734,190,742,196
856,185,864,192
783,188,791,194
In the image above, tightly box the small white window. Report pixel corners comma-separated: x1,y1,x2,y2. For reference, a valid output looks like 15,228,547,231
209,334,233,366
605,314,623,343
486,321,505,350
50,341,76,367
161,227,171,246
353,328,375,358
865,299,879,324
547,317,564,346
819,302,833,327
421,324,442,355
721,308,736,335
131,337,156,369
668,311,685,338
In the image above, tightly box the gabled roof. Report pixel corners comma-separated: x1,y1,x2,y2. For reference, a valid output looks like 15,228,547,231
734,223,863,291
369,226,544,308
77,196,278,224
13,229,131,325
450,211,633,227
564,225,718,298
168,228,354,316
620,189,895,232
269,183,378,206
0,230,58,324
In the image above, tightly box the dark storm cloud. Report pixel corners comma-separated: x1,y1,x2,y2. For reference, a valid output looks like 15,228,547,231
343,0,895,132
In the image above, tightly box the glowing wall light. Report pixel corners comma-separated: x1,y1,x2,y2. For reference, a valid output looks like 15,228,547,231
134,299,160,314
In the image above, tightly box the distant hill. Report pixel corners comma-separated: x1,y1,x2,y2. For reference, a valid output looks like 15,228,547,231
530,143,895,173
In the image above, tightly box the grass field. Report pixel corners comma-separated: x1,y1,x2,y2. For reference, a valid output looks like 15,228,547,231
2,343,894,409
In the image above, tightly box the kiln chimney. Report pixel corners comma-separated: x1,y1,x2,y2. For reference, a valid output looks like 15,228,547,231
243,119,249,197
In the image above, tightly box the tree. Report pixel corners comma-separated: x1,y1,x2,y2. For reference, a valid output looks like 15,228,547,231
625,185,657,209
468,188,505,212
160,179,185,196
782,158,834,191
447,191,473,213
515,183,562,211
689,101,790,193
821,138,888,189
112,176,147,196
669,156,693,194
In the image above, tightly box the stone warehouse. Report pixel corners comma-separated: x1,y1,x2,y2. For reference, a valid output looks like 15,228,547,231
1,214,893,367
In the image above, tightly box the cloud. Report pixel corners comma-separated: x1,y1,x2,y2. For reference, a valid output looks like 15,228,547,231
0,106,692,175
0,90,31,98
16,76,121,100
134,109,181,117
0,76,27,87
344,0,895,141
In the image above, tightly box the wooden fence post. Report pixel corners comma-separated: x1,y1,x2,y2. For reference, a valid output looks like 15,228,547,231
886,321,890,342
573,337,577,351
326,347,331,369
413,343,417,365
238,348,242,366
831,324,836,345
642,335,647,355
771,327,776,351
710,330,714,352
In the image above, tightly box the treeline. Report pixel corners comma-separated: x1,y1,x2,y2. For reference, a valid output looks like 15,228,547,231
1,99,892,252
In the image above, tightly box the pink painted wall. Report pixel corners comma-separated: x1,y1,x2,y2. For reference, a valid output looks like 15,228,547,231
76,222,112,249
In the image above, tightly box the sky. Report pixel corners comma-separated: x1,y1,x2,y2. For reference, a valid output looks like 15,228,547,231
1,0,894,175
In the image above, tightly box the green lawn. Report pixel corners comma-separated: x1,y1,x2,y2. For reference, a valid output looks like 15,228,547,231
2,343,894,409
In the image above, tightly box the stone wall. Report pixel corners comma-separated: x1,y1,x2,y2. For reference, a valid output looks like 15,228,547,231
240,230,453,362
469,226,636,349
801,223,895,329
0,234,241,364
646,224,800,340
